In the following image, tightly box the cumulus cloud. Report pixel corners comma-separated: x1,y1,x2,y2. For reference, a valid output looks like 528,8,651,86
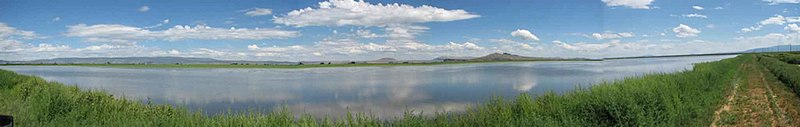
763,0,800,4
682,13,707,19
552,40,637,52
601,0,655,9
587,32,635,40
241,8,273,16
144,19,170,28
0,22,47,55
761,15,789,25
672,24,701,38
65,24,299,43
1,42,176,61
384,25,429,44
139,6,150,12
740,26,763,33
0,23,37,40
267,0,481,59
1,41,72,53
273,0,479,27
510,29,540,41
490,39,539,52
692,6,704,10
787,24,800,32
243,36,487,60
355,29,381,38
740,15,800,33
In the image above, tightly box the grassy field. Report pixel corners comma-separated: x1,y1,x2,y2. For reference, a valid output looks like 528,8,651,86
0,59,596,69
2,54,797,126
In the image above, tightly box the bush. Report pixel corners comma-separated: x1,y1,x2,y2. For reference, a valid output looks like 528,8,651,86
757,55,800,97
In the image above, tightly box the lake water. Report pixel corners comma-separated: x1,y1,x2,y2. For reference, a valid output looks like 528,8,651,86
0,55,735,119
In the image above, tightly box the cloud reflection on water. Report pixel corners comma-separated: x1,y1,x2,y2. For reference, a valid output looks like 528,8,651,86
0,55,736,119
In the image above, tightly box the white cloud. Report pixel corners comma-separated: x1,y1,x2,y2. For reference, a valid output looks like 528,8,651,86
692,6,704,10
490,39,539,52
740,15,800,33
268,0,481,58
763,0,800,4
510,29,540,41
714,7,724,10
273,0,479,27
445,42,484,50
0,22,46,56
682,13,707,19
553,40,626,51
65,24,299,43
0,40,25,52
740,26,763,33
355,29,381,38
588,32,635,40
601,0,655,9
385,25,429,44
0,23,37,39
78,44,126,51
243,36,488,60
247,44,306,52
1,41,72,53
167,49,180,55
786,24,800,32
672,24,701,38
241,8,273,17
145,19,171,28
189,48,230,57
0,23,257,61
761,15,788,25
138,6,150,12
52,17,61,22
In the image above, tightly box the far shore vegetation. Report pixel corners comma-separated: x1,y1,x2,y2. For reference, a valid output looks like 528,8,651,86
0,59,598,69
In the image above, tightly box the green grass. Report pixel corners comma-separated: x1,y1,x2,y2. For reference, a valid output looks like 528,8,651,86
756,54,800,97
0,55,750,126
0,59,597,69
769,52,800,64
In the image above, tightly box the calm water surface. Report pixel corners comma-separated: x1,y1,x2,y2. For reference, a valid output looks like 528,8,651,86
0,55,735,119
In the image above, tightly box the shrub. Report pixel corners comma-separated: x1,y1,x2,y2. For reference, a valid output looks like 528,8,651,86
757,55,800,96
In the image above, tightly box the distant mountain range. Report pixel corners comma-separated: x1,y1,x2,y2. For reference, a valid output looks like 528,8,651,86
469,53,595,61
432,56,477,60
742,45,799,53
3,57,295,65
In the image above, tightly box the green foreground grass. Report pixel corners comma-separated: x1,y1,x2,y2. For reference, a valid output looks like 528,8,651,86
0,55,749,126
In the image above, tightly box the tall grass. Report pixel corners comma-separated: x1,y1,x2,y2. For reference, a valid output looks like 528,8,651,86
757,54,800,97
392,54,745,126
0,55,748,126
770,53,800,64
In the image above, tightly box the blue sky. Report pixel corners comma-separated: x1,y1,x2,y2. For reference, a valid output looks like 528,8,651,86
1,0,799,61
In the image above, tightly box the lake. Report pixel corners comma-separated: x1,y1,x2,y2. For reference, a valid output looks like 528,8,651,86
0,55,735,119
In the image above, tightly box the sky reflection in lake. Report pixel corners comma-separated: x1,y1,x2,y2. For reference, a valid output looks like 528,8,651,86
0,55,735,119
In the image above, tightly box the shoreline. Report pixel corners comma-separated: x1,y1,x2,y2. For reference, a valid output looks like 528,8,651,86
0,60,600,69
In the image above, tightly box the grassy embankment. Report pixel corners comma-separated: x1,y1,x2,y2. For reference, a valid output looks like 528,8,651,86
0,59,596,69
709,53,800,126
1,54,792,126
